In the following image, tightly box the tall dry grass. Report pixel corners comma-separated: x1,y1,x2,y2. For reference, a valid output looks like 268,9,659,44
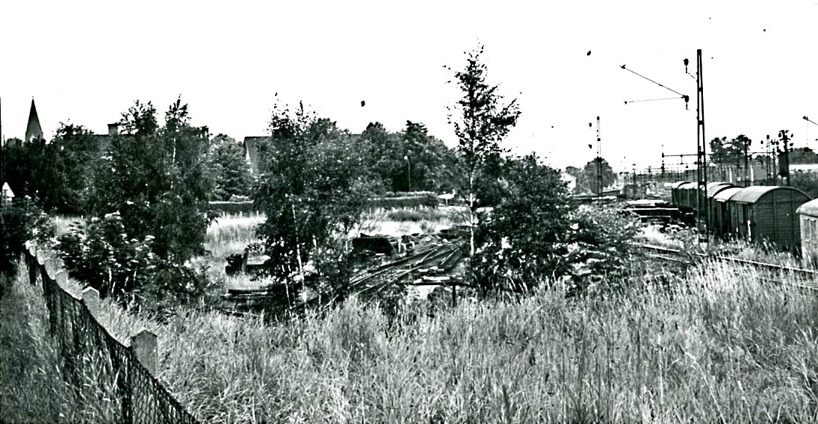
0,264,121,423
156,259,818,423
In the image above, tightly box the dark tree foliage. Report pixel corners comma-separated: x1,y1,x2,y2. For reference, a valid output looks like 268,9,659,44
562,205,642,295
57,99,215,310
360,121,459,194
473,154,573,293
208,134,253,201
574,157,616,195
473,156,642,296
709,135,752,166
58,213,212,307
0,198,53,282
253,100,377,291
789,147,818,165
790,171,818,198
446,44,521,256
89,98,214,262
2,124,100,215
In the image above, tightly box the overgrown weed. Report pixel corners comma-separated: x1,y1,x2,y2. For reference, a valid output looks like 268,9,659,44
158,259,818,423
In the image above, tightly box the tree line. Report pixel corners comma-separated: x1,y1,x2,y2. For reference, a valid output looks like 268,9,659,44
2,45,640,313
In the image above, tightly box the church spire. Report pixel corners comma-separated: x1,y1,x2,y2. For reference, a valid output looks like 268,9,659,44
25,98,43,142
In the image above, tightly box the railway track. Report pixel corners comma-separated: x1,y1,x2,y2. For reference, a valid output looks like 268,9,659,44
221,241,468,316
636,243,818,291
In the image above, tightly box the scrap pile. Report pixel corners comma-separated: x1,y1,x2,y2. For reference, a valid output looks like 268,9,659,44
221,228,469,317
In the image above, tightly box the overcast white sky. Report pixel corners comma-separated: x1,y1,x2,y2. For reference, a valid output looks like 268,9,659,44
1,0,816,171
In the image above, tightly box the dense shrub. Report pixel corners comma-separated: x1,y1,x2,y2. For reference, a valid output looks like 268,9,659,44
0,198,54,280
472,155,642,296
561,205,642,294
472,154,573,293
57,212,214,313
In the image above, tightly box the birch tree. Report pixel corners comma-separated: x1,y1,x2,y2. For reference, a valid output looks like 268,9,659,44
447,45,521,257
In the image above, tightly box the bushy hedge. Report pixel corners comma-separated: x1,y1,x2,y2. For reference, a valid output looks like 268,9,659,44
0,198,54,280
57,213,214,314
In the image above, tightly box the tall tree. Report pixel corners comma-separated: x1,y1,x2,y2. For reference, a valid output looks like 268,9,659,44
91,98,213,263
361,121,459,193
789,147,818,165
447,45,521,256
575,157,615,195
253,100,377,292
208,134,253,200
709,135,752,167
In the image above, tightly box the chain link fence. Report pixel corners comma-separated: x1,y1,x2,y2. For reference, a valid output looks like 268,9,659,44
23,244,199,424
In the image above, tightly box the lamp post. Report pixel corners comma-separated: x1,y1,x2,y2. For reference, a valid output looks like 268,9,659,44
404,155,411,192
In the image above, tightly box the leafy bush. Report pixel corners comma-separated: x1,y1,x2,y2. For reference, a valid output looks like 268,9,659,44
57,212,214,314
561,205,642,295
472,155,642,296
0,198,54,280
472,154,573,293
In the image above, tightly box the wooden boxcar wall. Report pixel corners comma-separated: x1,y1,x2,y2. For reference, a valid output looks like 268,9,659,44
736,189,807,248
801,215,818,261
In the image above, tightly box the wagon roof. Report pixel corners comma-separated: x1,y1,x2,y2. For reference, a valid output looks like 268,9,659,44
797,198,818,216
678,182,698,190
713,187,743,202
729,185,810,204
706,182,735,197
670,181,689,189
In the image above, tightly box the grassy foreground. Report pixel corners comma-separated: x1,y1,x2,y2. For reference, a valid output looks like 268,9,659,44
158,260,818,423
0,268,122,423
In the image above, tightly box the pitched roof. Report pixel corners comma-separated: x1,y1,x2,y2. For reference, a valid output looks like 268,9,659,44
243,136,267,174
25,99,43,142
2,182,14,200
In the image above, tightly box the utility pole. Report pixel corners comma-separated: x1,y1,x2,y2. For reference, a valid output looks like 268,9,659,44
0,97,4,184
744,139,750,187
686,50,708,238
805,116,817,149
596,116,602,200
779,130,792,186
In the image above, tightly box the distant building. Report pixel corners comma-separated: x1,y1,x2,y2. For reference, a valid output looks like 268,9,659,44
243,136,266,175
25,99,43,143
1,182,13,204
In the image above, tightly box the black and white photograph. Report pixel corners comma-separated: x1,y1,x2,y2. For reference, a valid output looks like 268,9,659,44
1,0,817,422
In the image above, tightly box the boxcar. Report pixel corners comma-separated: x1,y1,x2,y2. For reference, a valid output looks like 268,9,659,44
703,182,733,221
676,182,698,210
712,187,743,237
796,198,818,261
728,186,811,248
670,181,688,206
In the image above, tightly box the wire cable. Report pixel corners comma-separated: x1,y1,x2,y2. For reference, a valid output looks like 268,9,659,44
621,65,686,97
624,96,687,105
